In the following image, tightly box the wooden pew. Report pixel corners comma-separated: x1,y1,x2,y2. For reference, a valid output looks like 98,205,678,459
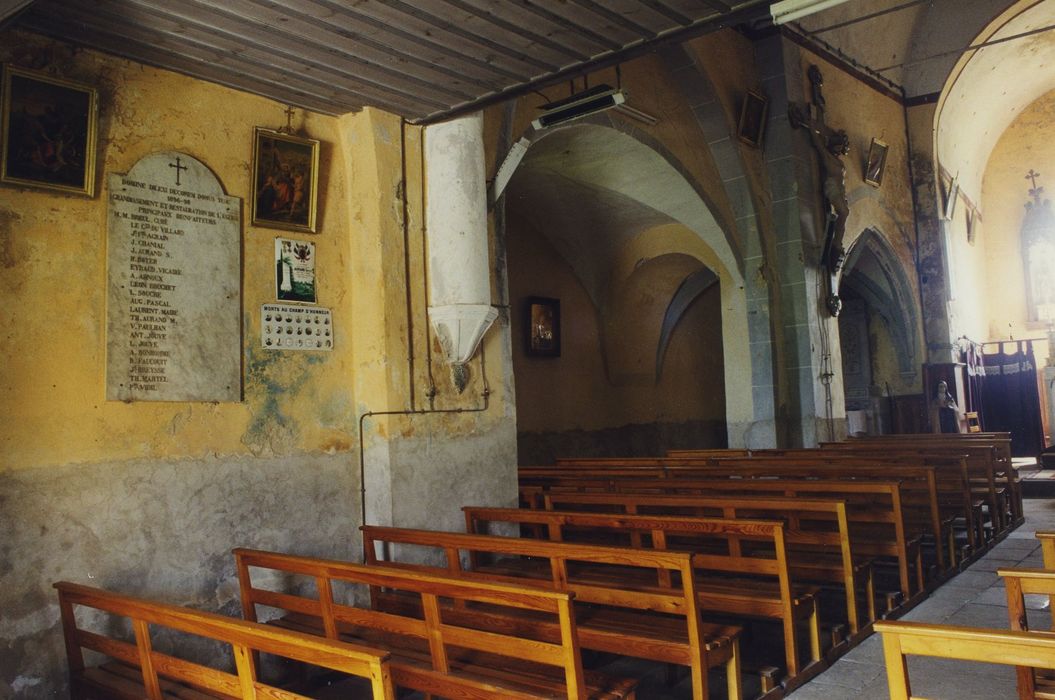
520,476,922,605
846,433,1018,526
508,490,874,634
353,528,745,698
1000,567,1055,698
234,548,640,700
457,505,830,679
536,456,953,576
54,580,396,700
875,620,1055,700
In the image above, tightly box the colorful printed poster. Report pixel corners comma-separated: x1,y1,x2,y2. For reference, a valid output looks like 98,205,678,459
275,237,316,303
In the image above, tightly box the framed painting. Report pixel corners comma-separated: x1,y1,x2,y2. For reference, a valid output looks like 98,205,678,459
863,137,888,187
1,65,98,196
251,127,319,233
526,296,560,357
737,91,767,148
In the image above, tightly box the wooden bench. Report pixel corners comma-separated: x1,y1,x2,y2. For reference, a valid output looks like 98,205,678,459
521,475,922,605
610,453,958,572
536,456,951,577
450,508,822,683
875,620,1055,700
54,580,396,700
1000,567,1055,698
234,548,640,700
512,490,874,634
353,528,745,698
846,434,1018,526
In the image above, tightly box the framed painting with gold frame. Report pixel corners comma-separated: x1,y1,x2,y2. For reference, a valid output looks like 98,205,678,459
1,65,98,196
251,127,320,233
526,296,561,357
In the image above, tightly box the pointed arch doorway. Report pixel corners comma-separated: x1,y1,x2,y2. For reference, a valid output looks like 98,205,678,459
502,122,752,462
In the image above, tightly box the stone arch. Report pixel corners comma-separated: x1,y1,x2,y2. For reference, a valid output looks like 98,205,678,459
500,119,754,446
842,228,922,378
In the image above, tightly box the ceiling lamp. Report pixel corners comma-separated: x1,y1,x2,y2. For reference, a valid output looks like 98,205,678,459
770,0,855,25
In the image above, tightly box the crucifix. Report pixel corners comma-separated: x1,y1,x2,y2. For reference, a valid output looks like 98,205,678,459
1027,169,1044,200
789,65,850,317
280,105,296,135
169,156,188,186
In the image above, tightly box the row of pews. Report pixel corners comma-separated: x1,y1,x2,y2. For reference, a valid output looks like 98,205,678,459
55,431,1034,699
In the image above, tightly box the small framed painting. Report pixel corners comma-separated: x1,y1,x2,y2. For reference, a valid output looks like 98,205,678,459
1,65,98,196
737,91,767,148
863,138,888,187
526,297,560,357
251,127,319,232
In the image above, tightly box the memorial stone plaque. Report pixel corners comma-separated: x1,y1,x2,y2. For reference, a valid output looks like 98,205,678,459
106,151,241,401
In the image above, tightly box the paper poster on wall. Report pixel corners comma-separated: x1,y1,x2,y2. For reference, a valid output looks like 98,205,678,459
275,237,316,303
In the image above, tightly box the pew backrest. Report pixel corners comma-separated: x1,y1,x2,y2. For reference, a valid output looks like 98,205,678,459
54,580,395,700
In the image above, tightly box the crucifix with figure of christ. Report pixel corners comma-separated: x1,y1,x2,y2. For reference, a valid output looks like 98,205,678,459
789,65,850,317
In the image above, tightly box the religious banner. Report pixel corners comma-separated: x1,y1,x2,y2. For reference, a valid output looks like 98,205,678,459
106,151,242,402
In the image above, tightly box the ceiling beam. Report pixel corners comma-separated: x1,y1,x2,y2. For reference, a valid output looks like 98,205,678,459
0,0,34,29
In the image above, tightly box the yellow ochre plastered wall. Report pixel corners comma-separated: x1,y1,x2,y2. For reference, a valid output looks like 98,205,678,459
0,31,414,470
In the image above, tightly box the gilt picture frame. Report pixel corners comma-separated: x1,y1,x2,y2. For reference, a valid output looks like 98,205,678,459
863,137,888,187
1,65,98,196
251,127,319,233
737,91,768,148
526,296,560,357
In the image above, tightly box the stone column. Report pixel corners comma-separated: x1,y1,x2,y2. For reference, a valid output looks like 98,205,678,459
425,113,498,391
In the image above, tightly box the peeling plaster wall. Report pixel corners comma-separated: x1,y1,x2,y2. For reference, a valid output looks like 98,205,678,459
0,30,519,696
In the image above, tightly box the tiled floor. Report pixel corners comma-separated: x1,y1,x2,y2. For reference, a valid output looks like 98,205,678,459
786,498,1055,699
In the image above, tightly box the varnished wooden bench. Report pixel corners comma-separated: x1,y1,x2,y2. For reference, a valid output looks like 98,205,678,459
846,433,1018,527
354,527,744,698
54,580,396,700
234,548,640,700
521,475,922,605
568,454,956,572
1000,567,1055,698
875,620,1055,700
513,490,874,634
454,506,824,683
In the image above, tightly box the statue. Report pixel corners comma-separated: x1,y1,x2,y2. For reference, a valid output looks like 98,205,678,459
789,66,850,316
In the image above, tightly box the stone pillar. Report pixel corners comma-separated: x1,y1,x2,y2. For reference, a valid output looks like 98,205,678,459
340,108,517,535
425,113,498,389
756,35,848,446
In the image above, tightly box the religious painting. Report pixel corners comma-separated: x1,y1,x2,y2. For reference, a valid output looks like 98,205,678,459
275,237,317,303
0,65,98,196
737,91,767,148
251,128,319,232
526,297,560,357
863,138,888,187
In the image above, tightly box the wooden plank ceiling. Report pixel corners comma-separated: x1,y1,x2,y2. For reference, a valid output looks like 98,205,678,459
10,0,772,123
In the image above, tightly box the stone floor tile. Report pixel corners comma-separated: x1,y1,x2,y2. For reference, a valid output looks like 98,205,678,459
938,569,1000,590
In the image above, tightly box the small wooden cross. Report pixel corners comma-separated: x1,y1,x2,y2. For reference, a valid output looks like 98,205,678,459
281,105,296,134
1027,169,1041,189
169,156,188,186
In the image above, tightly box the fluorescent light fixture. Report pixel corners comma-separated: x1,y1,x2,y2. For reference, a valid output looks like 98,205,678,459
531,85,626,130
770,0,854,25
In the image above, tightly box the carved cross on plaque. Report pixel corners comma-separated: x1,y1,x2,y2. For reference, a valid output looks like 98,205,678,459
169,156,188,186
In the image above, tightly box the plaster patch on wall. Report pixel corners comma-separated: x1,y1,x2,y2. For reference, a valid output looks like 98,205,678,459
241,335,325,455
